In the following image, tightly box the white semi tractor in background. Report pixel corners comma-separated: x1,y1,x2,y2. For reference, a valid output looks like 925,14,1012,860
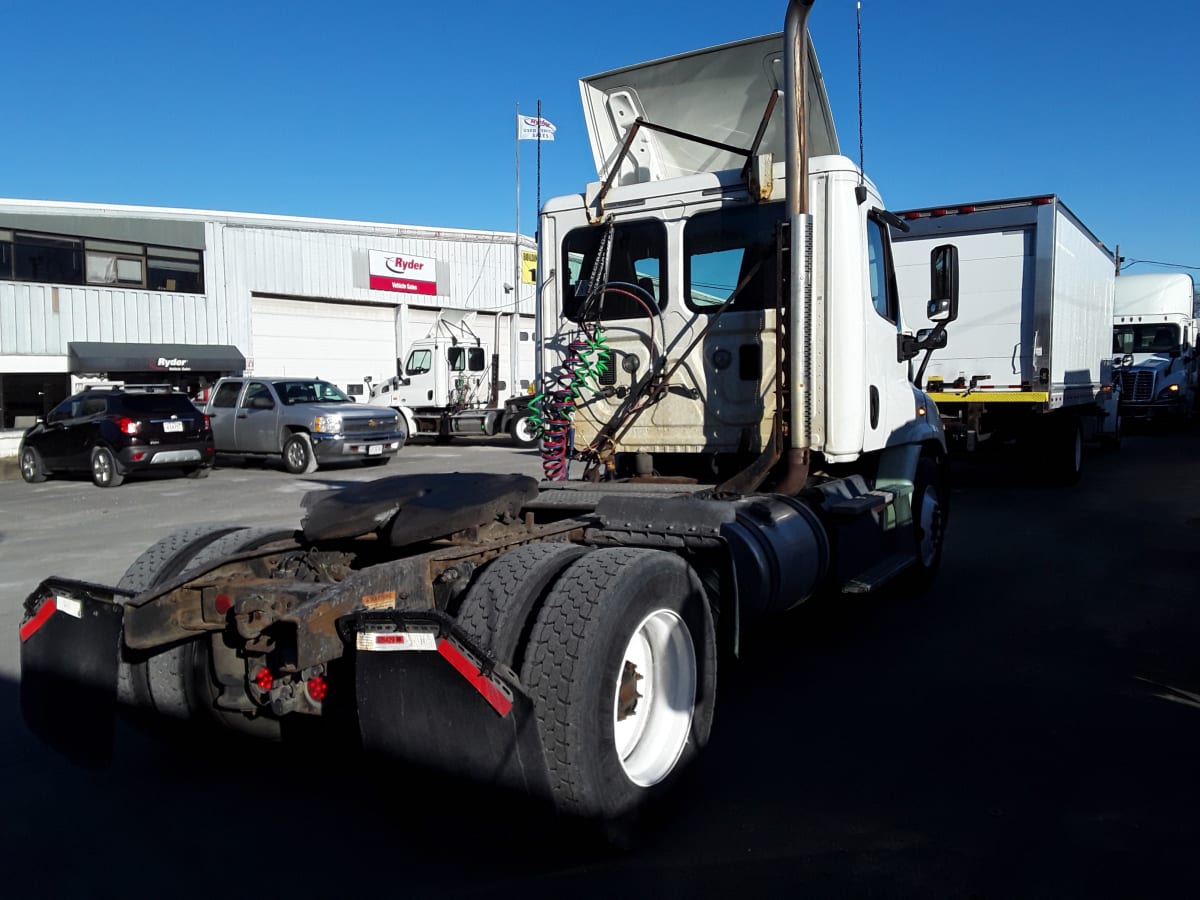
21,1,962,826
892,196,1121,483
1112,272,1198,425
367,310,540,447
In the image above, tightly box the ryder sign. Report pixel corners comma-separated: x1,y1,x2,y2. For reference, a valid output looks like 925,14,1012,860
369,250,438,296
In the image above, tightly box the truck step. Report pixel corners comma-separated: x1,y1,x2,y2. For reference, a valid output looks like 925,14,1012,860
841,552,915,594
826,489,894,521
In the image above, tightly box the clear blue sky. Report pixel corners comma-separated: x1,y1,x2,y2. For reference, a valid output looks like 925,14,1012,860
4,0,1196,280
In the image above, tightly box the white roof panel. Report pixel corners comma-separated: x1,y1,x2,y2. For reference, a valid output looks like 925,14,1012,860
579,32,838,185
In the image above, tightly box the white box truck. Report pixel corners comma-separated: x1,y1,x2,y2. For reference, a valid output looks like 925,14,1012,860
892,196,1121,482
1112,272,1198,424
367,310,540,447
21,1,963,829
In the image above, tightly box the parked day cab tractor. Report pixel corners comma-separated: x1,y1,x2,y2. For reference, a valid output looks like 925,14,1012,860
19,1,959,825
367,310,539,448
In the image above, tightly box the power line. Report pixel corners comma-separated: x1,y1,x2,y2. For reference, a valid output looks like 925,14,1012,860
1120,258,1200,272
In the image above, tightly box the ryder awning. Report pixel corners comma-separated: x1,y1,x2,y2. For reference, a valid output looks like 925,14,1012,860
68,342,246,374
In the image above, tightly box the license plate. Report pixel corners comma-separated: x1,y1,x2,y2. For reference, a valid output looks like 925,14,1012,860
368,444,383,456
163,421,183,433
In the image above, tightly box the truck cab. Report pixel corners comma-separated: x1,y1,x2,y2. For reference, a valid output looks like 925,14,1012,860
1113,273,1198,422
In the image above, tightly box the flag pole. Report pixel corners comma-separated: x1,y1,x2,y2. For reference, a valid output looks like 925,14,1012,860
536,99,543,230
514,101,521,304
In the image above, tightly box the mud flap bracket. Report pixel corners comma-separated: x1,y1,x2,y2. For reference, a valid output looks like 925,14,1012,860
342,610,551,800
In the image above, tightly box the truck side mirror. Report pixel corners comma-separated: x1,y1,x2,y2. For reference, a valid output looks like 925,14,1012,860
927,244,959,323
916,328,948,350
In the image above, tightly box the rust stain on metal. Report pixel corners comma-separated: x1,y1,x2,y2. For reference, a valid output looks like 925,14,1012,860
362,590,397,610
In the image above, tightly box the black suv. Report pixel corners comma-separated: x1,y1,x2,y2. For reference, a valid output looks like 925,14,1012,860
19,386,215,488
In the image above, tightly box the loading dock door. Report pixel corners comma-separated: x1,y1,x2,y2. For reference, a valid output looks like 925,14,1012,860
250,296,397,397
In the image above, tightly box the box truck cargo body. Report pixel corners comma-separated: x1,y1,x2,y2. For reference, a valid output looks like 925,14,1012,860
893,196,1119,482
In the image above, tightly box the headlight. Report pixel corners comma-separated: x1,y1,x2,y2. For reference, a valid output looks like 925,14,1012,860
1157,384,1181,401
312,414,343,433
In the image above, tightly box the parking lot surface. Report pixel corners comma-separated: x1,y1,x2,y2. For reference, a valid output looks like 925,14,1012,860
2,430,1199,897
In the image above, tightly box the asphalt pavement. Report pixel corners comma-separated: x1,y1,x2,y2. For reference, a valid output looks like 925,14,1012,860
1,430,1198,898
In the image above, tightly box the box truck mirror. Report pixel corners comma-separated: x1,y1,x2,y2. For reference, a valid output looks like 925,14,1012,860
915,328,948,350
927,244,959,323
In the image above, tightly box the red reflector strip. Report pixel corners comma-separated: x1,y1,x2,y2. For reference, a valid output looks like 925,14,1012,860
437,639,513,717
19,598,57,642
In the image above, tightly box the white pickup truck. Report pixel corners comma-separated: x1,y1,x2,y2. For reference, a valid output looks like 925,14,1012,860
205,376,406,473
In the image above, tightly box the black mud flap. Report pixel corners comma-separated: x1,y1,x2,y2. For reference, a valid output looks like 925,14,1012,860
343,610,551,800
19,578,127,766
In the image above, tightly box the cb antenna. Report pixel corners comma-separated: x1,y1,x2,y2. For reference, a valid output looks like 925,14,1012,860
854,1,868,205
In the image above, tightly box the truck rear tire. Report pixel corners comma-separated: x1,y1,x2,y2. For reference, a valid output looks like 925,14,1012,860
1050,419,1083,486
508,411,540,449
454,542,589,667
520,548,716,820
283,433,318,475
117,525,290,739
117,525,245,717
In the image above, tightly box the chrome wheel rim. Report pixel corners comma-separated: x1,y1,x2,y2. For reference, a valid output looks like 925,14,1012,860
612,608,697,787
93,451,113,485
20,449,37,480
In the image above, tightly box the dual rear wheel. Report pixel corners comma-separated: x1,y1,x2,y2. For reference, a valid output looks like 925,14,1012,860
457,545,717,820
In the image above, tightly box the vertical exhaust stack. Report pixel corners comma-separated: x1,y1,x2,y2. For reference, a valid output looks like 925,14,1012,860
776,0,815,495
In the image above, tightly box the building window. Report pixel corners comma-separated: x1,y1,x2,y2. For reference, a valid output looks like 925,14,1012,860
147,246,203,293
0,227,203,293
85,240,145,287
13,232,83,284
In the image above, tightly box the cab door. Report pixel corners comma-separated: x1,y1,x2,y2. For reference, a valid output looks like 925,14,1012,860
207,380,243,452
861,210,915,453
235,381,280,454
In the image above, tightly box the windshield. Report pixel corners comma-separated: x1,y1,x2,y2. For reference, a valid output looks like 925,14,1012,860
273,380,350,405
1113,324,1180,354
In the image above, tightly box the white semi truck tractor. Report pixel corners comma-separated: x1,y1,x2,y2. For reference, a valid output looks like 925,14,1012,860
19,0,959,825
1112,272,1198,425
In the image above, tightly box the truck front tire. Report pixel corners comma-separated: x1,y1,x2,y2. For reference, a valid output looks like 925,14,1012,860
907,455,948,587
521,548,716,820
283,433,318,475
508,411,540,449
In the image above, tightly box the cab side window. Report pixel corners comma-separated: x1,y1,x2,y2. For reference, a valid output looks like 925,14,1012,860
242,381,274,409
867,215,898,324
406,349,432,376
211,382,241,408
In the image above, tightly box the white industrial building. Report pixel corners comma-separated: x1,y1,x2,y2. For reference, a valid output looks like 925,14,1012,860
0,198,536,427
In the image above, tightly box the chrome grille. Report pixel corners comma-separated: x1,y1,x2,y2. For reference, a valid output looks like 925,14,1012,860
343,414,400,435
1119,370,1154,402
